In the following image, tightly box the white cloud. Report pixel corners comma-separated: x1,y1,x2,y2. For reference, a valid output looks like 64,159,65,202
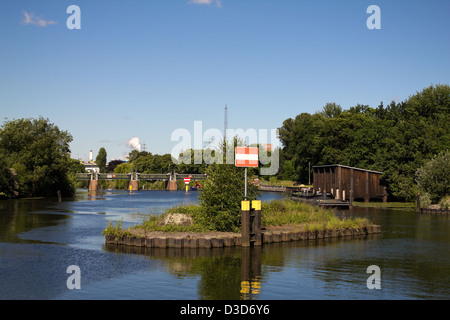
21,11,57,27
126,137,142,152
189,0,222,8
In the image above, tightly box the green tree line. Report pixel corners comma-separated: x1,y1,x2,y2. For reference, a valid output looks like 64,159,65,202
2,84,447,203
0,117,83,199
277,84,450,201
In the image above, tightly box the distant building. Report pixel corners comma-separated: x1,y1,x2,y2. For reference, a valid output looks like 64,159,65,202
80,149,99,173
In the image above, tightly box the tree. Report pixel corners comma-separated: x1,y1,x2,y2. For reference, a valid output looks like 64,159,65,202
0,117,74,198
113,162,132,189
96,147,107,173
0,154,18,199
106,159,125,173
197,139,259,232
416,150,450,203
130,152,175,174
320,102,342,118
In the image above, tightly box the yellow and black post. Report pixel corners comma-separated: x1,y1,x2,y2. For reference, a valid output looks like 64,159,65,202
251,200,262,246
241,200,262,247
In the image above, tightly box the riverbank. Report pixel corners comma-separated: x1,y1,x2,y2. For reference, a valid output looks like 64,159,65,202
103,199,381,248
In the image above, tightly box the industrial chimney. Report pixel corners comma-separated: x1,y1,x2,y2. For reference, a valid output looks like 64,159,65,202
89,150,93,162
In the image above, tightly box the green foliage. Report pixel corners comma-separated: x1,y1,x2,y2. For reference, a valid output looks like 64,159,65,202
135,199,369,234
141,205,209,232
131,152,176,174
416,150,450,203
197,162,259,232
418,193,432,209
278,84,450,201
439,196,450,210
193,139,260,232
0,154,18,199
320,102,342,118
102,217,132,237
113,162,132,189
262,199,370,230
0,117,75,198
67,158,88,189
96,147,107,173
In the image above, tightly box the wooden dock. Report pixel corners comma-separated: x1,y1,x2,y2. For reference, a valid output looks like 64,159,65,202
291,193,350,209
317,199,350,209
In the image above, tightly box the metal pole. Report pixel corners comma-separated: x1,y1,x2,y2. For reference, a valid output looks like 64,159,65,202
309,162,311,186
245,167,248,200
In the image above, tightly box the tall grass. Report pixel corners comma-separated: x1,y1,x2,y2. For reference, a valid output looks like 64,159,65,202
262,199,370,231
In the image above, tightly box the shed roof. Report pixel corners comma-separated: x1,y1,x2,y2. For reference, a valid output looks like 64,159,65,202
312,164,383,175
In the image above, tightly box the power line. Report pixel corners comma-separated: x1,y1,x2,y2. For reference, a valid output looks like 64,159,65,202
224,104,228,142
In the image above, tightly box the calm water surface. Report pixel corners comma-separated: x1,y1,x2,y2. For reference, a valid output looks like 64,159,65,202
0,190,449,300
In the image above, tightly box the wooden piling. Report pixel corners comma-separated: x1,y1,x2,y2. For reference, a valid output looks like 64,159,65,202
241,201,251,247
251,200,262,246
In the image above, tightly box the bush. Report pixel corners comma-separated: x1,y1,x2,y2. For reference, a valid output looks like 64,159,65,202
416,150,450,203
197,162,259,232
439,196,450,209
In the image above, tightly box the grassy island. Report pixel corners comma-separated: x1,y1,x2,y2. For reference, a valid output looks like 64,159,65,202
103,199,378,248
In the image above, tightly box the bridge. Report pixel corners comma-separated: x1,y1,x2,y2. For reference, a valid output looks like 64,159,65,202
76,172,208,194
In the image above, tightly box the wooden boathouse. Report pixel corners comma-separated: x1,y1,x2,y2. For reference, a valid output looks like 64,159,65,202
312,164,387,203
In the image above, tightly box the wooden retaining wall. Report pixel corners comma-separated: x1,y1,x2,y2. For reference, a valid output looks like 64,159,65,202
105,225,381,249
259,185,287,192
418,208,450,214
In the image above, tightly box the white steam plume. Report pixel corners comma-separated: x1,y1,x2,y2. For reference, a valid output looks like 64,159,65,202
126,137,142,152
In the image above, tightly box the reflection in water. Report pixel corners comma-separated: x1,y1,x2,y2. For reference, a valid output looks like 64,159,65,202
0,198,70,244
240,247,261,299
104,244,264,300
103,234,382,300
2,191,450,299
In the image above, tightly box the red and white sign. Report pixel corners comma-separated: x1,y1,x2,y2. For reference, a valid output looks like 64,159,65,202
235,147,259,167
184,177,191,184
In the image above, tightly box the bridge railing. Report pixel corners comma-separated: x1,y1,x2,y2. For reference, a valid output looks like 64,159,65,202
138,173,171,181
76,173,92,180
175,173,208,180
76,172,208,181
97,173,132,180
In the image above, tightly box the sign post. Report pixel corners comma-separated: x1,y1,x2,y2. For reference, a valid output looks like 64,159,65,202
235,147,258,199
184,177,191,192
235,147,261,246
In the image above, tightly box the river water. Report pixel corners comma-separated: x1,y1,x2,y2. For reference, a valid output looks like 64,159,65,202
0,190,449,300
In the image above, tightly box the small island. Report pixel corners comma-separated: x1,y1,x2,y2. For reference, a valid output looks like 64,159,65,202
103,199,381,249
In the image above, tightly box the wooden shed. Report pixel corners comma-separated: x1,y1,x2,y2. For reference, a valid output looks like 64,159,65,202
312,164,387,202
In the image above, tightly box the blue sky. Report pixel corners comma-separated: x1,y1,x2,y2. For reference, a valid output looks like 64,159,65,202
1,0,449,161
